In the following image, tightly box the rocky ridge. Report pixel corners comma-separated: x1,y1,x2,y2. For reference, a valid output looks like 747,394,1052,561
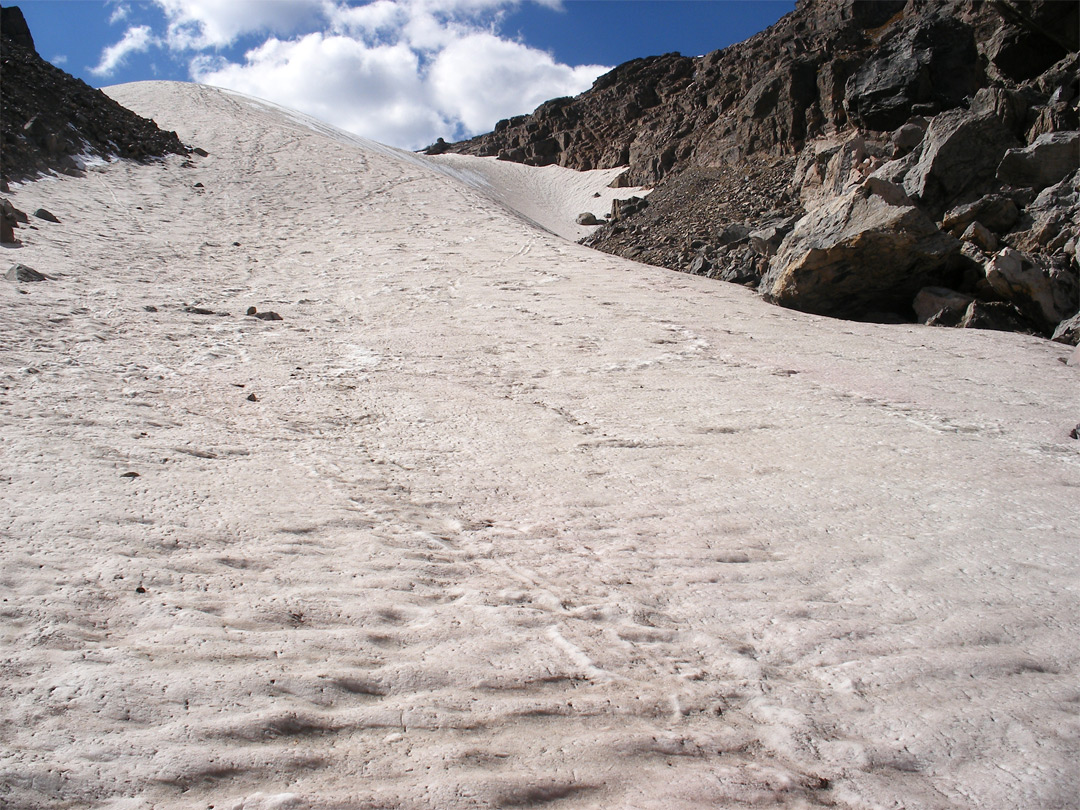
444,0,1080,341
0,4,188,190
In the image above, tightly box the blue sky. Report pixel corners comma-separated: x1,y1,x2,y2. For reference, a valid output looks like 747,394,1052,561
16,1,794,149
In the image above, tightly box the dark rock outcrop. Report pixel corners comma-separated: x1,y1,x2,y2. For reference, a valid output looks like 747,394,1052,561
1,3,188,186
446,0,1079,339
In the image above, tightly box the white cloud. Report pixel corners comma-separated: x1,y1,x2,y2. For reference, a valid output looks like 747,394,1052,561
430,32,604,133
153,0,326,49
52,54,69,65
195,33,451,147
153,0,607,149
108,3,131,25
91,25,156,77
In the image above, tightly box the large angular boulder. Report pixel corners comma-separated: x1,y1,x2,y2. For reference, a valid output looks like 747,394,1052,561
1007,171,1080,254
761,178,961,319
902,109,1020,216
985,248,1079,331
959,300,1041,334
996,131,1080,192
940,194,1020,236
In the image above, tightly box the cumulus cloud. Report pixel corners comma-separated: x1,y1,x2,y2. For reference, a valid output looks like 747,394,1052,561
429,32,602,133
91,25,156,77
110,0,609,149
154,0,326,49
195,33,452,147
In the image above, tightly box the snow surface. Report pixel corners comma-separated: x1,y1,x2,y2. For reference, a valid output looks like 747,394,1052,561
1,81,1078,810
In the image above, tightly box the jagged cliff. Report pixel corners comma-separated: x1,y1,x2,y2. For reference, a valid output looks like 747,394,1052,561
444,0,1080,341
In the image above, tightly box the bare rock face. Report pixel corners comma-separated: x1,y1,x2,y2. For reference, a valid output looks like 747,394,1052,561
985,247,1079,330
843,16,979,132
761,178,960,319
1052,312,1080,345
1,4,188,185
996,131,1080,192
941,194,1021,236
901,110,1021,217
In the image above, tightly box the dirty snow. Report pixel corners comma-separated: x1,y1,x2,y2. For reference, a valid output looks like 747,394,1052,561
1,82,1078,810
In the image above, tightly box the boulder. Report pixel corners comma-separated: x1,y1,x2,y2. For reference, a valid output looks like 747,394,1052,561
687,254,711,275
1006,171,1079,254
959,300,1040,334
961,221,998,253
913,286,974,324
821,135,868,197
902,109,1020,216
33,207,59,223
423,138,450,156
996,131,1080,192
748,216,797,258
5,263,47,282
940,194,1020,235
717,222,751,246
1,199,21,244
1052,312,1080,345
761,178,961,319
610,196,648,221
925,306,967,328
715,249,762,286
985,248,1079,331
576,212,600,226
890,119,928,157
969,86,1029,138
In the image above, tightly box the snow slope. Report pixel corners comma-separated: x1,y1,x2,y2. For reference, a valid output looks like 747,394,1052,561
1,81,1078,810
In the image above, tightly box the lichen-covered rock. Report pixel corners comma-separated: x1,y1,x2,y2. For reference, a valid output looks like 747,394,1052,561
761,178,960,319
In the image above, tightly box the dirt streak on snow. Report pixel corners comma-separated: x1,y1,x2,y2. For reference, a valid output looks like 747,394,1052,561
1,81,1078,810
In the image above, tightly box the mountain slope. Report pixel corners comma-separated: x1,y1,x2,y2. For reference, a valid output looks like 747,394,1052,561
0,5,187,187
0,81,1077,810
445,0,1079,335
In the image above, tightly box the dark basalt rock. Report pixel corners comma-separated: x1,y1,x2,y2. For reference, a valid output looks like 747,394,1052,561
844,17,979,132
1,4,188,185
